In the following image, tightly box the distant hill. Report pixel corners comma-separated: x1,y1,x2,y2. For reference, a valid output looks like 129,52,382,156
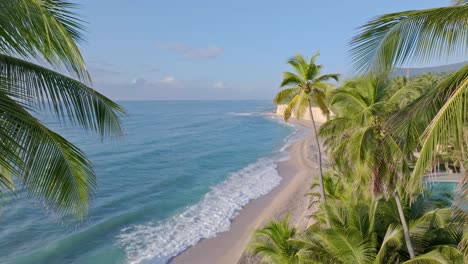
393,61,467,77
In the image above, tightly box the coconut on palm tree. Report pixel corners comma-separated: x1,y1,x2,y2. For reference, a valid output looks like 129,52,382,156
0,0,125,217
273,53,339,226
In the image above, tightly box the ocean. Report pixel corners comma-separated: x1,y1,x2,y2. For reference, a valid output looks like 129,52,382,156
0,101,297,264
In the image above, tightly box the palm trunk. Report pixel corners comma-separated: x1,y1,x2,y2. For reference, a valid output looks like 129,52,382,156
307,100,330,228
393,191,415,259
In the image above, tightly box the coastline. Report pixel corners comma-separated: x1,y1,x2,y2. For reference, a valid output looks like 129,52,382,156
172,118,319,264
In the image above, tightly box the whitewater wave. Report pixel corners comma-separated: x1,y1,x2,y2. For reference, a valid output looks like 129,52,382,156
117,156,284,264
116,116,304,264
226,112,255,116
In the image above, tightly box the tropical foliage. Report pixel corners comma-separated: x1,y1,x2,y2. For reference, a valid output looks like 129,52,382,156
251,173,466,264
349,0,468,202
0,0,125,217
249,216,301,264
273,53,339,226
254,1,467,262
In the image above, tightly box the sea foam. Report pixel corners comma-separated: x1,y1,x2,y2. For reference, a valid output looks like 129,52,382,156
117,155,285,264
116,112,305,264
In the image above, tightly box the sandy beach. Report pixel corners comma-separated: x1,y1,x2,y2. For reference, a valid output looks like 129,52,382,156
172,119,320,264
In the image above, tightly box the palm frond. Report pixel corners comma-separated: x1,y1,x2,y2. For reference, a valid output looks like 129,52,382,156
375,225,403,264
402,246,464,264
408,66,467,198
287,54,308,79
0,93,95,217
294,91,308,119
0,54,126,138
0,0,90,80
314,74,340,83
249,216,300,264
273,87,300,105
350,6,468,73
280,72,303,88
284,94,300,121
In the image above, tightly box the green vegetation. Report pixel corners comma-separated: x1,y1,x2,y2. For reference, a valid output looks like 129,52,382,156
258,1,467,263
0,0,125,217
273,53,339,226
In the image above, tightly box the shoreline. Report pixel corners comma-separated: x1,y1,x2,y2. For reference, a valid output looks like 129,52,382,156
171,118,319,264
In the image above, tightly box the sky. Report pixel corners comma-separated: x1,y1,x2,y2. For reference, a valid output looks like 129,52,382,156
75,0,454,100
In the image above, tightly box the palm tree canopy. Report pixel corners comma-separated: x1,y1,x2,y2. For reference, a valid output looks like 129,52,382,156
273,53,339,121
349,1,468,206
319,77,423,197
294,172,465,264
0,1,125,217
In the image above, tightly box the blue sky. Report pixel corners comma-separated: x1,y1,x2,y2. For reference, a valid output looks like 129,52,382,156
76,0,451,100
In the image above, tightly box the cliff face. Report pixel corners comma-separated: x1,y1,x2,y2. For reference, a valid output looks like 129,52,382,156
275,104,329,123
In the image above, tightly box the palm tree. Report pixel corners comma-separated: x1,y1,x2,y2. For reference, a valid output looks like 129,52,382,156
349,0,468,207
249,216,301,264
319,77,428,258
295,178,465,264
0,1,125,217
273,53,339,226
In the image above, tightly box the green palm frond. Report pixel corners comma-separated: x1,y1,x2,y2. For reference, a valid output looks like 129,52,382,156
311,88,330,117
284,94,300,121
350,5,468,73
408,66,467,198
294,92,308,119
287,54,308,78
306,53,321,81
402,246,464,264
314,74,340,83
249,216,300,264
0,93,95,216
280,72,303,88
375,224,403,264
0,0,90,80
273,87,300,105
0,54,126,138
0,1,125,217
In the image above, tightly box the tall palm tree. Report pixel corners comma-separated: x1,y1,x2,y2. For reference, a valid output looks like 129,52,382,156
273,53,339,225
0,1,125,217
319,77,428,258
249,216,301,264
349,0,468,205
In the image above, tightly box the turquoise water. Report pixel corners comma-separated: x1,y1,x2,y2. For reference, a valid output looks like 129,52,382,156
0,101,296,264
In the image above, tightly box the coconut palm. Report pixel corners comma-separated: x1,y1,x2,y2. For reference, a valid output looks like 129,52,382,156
296,200,401,264
319,76,429,258
273,53,339,225
349,0,468,208
249,216,301,264
295,180,465,264
0,1,125,217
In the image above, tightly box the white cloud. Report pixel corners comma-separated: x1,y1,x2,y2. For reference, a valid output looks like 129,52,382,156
158,42,223,59
159,76,176,84
212,82,225,89
131,77,147,86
